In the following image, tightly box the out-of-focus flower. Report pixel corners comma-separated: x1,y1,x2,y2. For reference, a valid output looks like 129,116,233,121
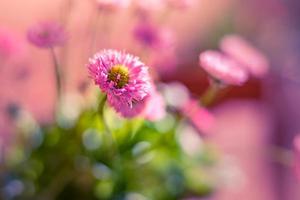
133,20,159,48
88,49,152,117
143,89,166,121
162,82,190,109
0,28,24,63
180,99,215,134
133,20,175,50
166,0,194,9
199,50,248,85
27,21,67,48
96,0,131,11
220,34,269,78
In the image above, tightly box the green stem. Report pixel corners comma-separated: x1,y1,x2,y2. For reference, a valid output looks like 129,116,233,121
50,48,63,112
200,81,220,106
97,94,121,165
98,94,110,133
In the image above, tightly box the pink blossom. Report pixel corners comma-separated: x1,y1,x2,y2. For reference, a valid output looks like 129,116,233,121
143,89,166,121
88,49,152,117
107,85,165,119
162,82,190,109
220,34,269,78
133,20,175,50
27,21,67,48
96,0,131,11
106,93,147,117
199,50,249,85
180,99,215,135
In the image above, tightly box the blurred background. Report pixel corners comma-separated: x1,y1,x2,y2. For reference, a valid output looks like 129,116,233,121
1,0,300,200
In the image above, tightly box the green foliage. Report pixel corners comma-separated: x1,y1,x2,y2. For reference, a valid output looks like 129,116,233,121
3,105,218,200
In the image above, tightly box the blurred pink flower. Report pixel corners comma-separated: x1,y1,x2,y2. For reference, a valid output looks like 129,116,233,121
180,99,215,135
143,89,166,121
162,82,190,109
88,49,152,117
27,21,67,48
96,0,131,11
133,19,175,50
220,34,269,78
199,50,248,85
133,20,160,48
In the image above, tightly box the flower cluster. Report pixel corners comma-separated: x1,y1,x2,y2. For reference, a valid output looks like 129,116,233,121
199,35,269,86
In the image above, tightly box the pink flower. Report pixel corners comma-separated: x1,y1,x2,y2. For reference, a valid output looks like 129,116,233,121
133,20,175,50
162,82,190,109
143,89,166,121
106,93,147,117
88,49,152,117
27,21,67,48
180,99,215,135
96,0,131,11
107,84,165,120
199,50,248,85
220,34,269,78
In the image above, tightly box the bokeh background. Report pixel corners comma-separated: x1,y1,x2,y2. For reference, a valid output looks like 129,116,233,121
1,0,300,199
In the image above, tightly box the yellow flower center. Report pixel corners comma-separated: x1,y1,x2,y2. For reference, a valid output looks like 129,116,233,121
108,65,129,88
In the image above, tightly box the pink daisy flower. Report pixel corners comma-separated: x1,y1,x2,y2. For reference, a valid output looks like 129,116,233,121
27,21,67,48
96,0,131,11
107,85,165,119
199,50,249,85
88,49,152,117
106,93,147,117
220,34,269,78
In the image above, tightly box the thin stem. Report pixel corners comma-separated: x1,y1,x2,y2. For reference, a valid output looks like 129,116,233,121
98,94,110,133
97,95,122,177
50,48,63,111
200,81,220,106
